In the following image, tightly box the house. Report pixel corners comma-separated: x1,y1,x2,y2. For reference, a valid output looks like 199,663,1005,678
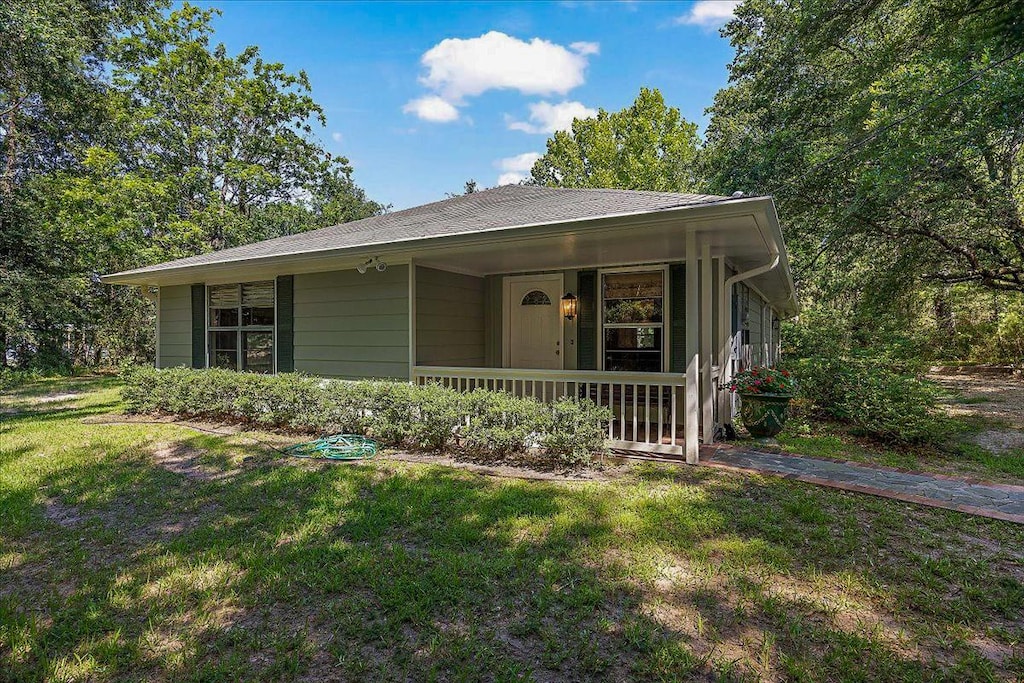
104,184,797,461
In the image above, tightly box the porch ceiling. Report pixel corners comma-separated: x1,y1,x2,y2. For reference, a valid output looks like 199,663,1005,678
415,199,795,314
416,211,765,272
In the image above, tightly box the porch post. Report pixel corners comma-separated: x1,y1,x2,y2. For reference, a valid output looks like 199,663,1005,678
408,259,416,381
717,262,733,433
685,231,699,464
700,242,714,444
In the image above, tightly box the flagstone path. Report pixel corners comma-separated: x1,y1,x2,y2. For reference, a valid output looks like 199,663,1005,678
701,444,1024,524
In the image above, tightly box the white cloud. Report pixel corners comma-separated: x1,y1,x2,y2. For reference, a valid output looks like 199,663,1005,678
331,131,343,143
418,31,597,102
675,0,740,27
402,95,460,123
507,100,597,134
569,41,600,56
497,172,528,186
497,152,542,172
495,151,542,185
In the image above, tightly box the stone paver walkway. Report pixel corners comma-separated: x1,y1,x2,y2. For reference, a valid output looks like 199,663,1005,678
701,445,1024,524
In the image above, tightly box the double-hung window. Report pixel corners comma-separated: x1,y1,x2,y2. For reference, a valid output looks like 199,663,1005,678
208,281,275,373
601,269,665,372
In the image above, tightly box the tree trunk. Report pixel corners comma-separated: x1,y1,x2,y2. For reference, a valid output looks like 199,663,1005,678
933,288,955,347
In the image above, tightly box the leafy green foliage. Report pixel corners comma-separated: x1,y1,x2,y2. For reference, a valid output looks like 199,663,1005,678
783,314,952,443
788,356,950,443
703,0,1024,294
530,88,700,192
121,366,612,466
0,368,43,391
1,2,383,370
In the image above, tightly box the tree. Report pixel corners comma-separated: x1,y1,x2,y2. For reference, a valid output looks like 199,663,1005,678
529,88,700,192
106,4,381,251
701,0,1024,295
446,179,478,198
1,2,384,368
0,0,153,367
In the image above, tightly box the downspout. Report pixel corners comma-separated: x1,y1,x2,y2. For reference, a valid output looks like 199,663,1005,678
717,243,781,435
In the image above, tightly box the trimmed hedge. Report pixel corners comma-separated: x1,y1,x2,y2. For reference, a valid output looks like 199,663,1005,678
122,366,611,466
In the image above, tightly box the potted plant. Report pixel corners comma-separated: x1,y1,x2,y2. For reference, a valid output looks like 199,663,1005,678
725,366,797,439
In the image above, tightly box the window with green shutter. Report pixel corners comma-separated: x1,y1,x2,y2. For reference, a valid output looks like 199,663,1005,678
206,281,276,373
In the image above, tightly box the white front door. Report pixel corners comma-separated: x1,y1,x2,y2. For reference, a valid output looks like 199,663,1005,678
505,274,563,369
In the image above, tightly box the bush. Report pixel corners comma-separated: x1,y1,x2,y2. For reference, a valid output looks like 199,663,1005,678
121,366,612,466
460,389,545,457
785,356,950,444
539,397,610,465
0,368,43,391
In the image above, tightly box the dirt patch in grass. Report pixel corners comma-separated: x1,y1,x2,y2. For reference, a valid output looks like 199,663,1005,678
151,442,239,482
32,392,81,404
971,429,1024,453
930,368,1024,431
42,498,84,528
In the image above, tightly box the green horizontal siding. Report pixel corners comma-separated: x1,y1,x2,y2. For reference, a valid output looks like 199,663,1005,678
415,266,485,367
158,285,193,368
293,265,410,379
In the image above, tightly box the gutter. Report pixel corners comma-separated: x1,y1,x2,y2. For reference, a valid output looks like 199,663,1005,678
718,240,781,424
724,252,780,295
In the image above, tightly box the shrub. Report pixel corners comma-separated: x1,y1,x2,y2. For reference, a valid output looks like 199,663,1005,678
120,366,611,466
0,368,43,391
785,356,950,444
460,389,546,457
539,397,610,465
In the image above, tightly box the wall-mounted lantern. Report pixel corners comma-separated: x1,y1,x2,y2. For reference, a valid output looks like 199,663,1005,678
560,292,577,320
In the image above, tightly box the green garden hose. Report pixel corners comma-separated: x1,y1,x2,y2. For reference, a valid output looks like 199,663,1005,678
283,434,378,461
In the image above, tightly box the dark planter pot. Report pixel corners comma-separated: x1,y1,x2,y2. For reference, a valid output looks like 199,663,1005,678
738,393,793,438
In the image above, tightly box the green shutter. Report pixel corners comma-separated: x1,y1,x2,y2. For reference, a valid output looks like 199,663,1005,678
577,269,597,370
276,275,294,373
670,264,686,373
191,284,205,369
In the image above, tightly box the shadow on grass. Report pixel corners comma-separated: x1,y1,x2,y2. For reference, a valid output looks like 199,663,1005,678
1,398,1022,680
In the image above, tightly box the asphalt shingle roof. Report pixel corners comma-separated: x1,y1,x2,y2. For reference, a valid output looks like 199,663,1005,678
110,184,732,277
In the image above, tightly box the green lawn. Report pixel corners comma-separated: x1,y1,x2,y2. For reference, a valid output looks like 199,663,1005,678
774,418,1024,482
1,377,1022,681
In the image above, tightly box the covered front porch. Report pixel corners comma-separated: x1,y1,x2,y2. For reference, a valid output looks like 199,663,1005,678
405,197,794,461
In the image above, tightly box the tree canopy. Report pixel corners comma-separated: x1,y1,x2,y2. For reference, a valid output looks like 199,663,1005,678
701,0,1024,295
1,2,382,367
529,88,700,193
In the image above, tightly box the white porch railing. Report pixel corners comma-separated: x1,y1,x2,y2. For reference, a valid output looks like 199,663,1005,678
412,366,688,455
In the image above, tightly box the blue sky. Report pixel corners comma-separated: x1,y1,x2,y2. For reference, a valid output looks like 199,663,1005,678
196,1,739,209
